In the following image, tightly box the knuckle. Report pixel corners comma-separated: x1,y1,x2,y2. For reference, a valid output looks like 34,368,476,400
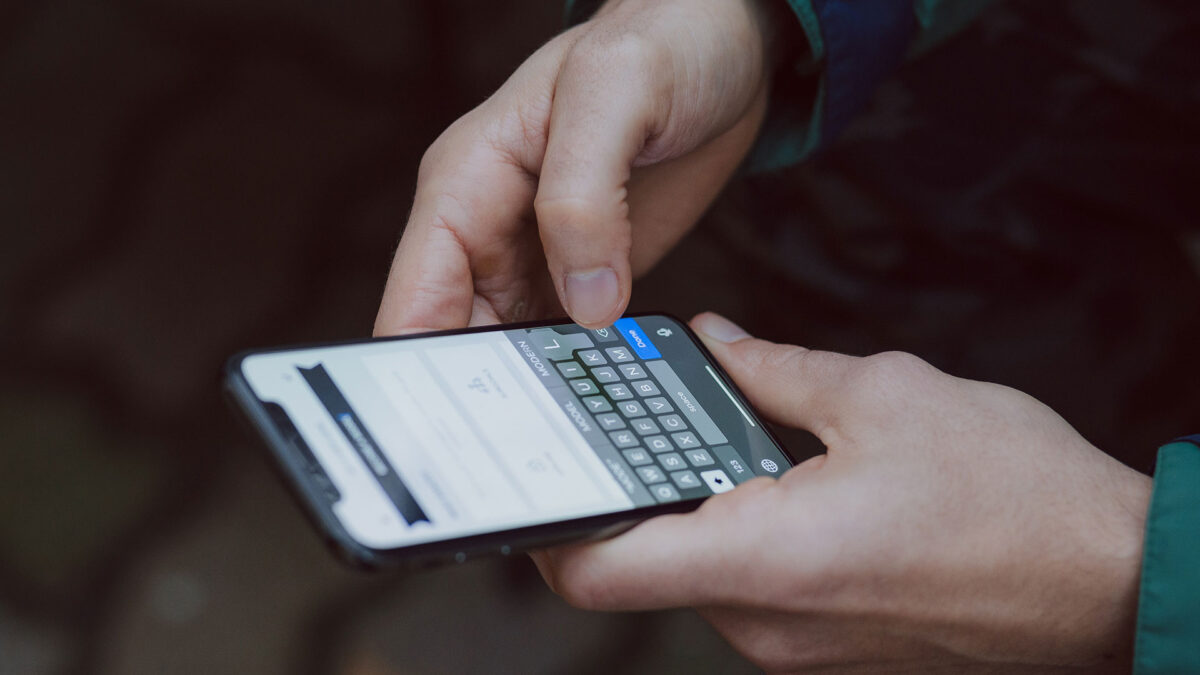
855,350,933,384
416,115,475,184
745,342,812,378
532,194,592,227
532,195,631,254
416,139,448,184
840,351,945,412
571,28,660,72
407,195,471,249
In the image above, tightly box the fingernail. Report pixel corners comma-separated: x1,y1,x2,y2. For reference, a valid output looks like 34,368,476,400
565,267,620,325
694,313,750,343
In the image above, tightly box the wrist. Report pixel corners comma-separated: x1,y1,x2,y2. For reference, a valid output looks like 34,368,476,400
1076,464,1152,670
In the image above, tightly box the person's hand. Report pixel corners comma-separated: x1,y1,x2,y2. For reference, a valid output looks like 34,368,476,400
374,0,773,334
533,313,1152,673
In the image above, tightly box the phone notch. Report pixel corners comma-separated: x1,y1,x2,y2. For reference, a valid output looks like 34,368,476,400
263,402,341,504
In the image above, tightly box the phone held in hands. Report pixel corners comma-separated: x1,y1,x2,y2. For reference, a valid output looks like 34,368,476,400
224,314,793,569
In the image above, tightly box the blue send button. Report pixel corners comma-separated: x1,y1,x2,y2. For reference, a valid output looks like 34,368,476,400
614,318,661,359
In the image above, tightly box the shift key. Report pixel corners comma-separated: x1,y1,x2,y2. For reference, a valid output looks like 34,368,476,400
645,360,728,446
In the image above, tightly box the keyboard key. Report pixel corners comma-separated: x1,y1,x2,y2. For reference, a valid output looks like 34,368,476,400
646,360,729,446
595,413,625,430
712,445,753,484
528,328,593,361
578,349,606,366
645,435,673,453
630,379,661,397
591,366,619,383
650,483,681,503
700,469,735,494
670,470,701,490
622,448,653,466
637,466,667,484
671,431,701,449
630,417,660,436
658,414,686,431
569,378,598,396
605,346,635,363
617,400,646,418
618,363,646,379
609,430,639,448
604,383,633,400
591,326,619,343
684,448,715,467
582,396,612,413
644,397,673,414
556,361,585,378
658,452,687,471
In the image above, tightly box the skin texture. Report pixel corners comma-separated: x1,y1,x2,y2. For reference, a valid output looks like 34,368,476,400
532,313,1153,674
374,0,772,335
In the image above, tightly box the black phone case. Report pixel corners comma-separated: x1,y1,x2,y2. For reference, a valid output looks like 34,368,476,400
222,312,794,570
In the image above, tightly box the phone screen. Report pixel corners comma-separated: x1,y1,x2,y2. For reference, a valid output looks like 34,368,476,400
236,315,791,552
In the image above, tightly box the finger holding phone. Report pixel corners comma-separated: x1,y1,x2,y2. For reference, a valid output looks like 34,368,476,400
533,312,1152,673
374,0,773,334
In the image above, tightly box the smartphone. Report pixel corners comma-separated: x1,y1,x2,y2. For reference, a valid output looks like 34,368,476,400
224,313,793,569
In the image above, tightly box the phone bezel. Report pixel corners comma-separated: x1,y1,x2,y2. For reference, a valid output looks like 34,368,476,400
223,312,795,570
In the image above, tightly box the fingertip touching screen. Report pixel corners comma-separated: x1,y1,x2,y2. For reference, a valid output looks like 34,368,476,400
239,315,790,550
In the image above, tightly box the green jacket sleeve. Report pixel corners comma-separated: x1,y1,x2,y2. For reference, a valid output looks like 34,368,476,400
748,0,995,170
1134,437,1200,675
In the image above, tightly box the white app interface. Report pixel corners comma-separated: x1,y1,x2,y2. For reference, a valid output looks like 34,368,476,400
241,329,637,548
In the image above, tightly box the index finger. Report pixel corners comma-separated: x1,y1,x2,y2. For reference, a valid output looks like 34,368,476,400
373,137,535,336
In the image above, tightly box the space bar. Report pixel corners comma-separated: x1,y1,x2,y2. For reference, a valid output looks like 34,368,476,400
645,360,728,446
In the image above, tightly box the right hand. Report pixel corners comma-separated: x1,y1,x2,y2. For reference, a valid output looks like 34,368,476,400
374,0,773,335
534,313,1151,673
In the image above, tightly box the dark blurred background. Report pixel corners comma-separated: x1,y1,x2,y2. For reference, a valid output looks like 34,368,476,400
1,1,1197,673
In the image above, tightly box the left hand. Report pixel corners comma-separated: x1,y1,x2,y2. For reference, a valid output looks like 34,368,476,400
373,0,774,335
532,312,1151,673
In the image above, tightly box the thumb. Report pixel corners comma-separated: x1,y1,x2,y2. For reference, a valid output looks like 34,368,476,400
535,476,779,611
689,312,857,441
533,37,664,328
